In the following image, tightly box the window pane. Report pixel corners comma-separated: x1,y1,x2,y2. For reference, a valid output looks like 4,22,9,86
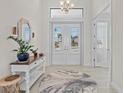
54,27,63,50
51,9,83,19
70,27,79,49
96,22,108,49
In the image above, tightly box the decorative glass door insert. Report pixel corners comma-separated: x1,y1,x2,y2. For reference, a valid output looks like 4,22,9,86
70,27,79,49
54,26,63,50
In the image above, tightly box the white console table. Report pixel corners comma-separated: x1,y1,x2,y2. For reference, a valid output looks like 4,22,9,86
10,56,45,93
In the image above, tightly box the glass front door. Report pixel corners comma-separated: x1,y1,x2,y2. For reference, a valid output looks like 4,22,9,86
52,23,81,65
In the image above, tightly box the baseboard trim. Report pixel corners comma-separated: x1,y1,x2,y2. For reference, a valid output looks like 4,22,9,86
111,82,123,93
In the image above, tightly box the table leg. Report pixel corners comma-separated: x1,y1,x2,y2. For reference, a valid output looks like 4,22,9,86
25,72,30,93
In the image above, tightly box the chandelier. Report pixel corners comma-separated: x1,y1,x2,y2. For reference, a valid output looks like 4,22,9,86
60,0,74,13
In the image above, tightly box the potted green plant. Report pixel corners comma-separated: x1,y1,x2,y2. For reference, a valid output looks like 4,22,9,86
7,36,34,61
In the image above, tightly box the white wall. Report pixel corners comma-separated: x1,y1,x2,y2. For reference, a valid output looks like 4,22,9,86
0,0,43,79
41,0,92,66
111,0,123,92
92,0,111,18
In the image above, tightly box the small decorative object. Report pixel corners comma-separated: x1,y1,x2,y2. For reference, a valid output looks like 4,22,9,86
12,26,17,35
39,53,44,57
7,36,34,62
30,48,38,58
32,32,35,38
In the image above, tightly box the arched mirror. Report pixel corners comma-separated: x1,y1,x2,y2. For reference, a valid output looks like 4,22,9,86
17,18,32,42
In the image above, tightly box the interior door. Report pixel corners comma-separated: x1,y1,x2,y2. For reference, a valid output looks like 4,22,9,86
93,21,111,68
52,23,81,65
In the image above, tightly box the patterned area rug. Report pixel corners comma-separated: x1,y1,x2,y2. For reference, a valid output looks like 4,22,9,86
39,70,97,93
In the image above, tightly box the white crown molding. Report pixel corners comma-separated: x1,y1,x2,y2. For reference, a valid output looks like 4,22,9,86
111,82,123,93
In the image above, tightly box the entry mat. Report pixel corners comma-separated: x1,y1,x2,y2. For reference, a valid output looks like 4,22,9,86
39,70,97,93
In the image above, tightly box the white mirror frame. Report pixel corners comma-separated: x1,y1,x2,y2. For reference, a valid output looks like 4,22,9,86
17,17,32,42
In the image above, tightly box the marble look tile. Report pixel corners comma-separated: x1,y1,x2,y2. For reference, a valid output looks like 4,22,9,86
22,66,117,93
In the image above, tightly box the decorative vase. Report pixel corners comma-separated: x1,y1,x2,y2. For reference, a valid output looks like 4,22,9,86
17,53,29,61
34,52,38,59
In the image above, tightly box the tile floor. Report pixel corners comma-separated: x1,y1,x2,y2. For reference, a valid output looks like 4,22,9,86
27,65,117,93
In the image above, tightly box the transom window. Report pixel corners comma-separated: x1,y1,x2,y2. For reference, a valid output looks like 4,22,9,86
50,8,83,19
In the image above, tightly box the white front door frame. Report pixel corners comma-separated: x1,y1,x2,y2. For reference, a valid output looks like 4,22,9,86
49,20,84,65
